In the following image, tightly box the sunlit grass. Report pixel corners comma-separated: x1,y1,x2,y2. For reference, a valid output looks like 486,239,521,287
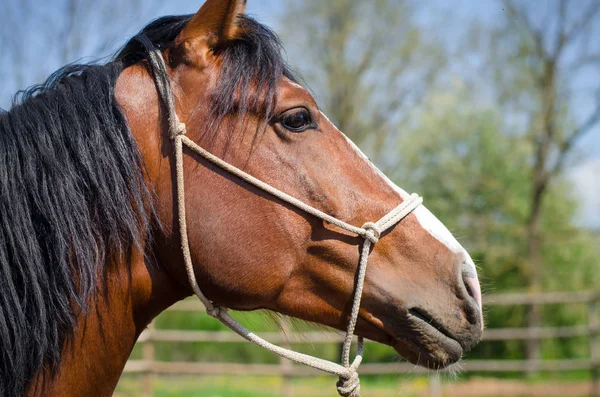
115,375,428,397
115,374,592,397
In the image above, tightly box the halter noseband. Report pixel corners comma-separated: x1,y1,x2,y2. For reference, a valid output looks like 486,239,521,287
144,41,422,397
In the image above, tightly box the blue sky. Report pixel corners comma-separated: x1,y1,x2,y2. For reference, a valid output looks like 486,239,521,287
1,0,598,227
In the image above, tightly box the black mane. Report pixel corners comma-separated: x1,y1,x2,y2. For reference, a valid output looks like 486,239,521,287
0,14,292,396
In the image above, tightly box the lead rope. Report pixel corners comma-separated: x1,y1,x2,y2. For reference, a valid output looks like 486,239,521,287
143,41,423,397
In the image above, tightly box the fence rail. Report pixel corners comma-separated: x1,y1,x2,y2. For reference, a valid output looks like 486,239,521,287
124,291,600,397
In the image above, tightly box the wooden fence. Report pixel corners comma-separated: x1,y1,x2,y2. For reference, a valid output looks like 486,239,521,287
124,291,600,397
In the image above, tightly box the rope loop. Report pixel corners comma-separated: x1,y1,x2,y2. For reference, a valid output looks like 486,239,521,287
337,371,361,397
361,222,381,244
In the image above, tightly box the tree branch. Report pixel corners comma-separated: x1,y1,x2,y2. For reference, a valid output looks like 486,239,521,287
554,0,568,56
563,0,600,44
570,53,600,71
502,0,546,59
355,36,379,77
550,91,600,176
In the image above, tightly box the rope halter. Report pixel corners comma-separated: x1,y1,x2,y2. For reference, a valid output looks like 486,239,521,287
143,41,423,397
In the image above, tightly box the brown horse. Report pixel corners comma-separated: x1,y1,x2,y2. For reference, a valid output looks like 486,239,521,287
0,1,482,396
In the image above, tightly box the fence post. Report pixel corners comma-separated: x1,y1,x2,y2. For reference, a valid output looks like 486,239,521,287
589,296,599,397
142,322,155,397
279,318,293,397
525,294,541,377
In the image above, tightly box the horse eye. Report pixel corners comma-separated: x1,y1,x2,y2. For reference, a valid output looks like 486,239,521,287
280,108,314,132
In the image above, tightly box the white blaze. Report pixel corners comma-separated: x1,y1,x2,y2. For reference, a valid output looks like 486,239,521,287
320,112,479,276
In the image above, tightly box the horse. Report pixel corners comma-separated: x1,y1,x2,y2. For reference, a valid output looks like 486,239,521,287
0,1,483,396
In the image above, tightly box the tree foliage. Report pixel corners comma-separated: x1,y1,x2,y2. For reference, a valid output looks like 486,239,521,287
466,0,600,362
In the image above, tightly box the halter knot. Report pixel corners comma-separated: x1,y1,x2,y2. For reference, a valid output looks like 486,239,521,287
171,121,187,138
337,371,361,397
206,305,225,318
361,222,381,244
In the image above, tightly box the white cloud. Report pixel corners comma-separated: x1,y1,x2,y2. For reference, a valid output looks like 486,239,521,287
569,158,600,229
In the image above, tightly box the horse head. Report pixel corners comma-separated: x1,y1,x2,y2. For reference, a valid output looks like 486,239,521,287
122,0,483,369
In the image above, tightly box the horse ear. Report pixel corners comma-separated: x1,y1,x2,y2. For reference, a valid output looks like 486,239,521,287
175,0,247,66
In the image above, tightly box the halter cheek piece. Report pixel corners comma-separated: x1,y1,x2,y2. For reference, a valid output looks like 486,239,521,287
143,41,422,397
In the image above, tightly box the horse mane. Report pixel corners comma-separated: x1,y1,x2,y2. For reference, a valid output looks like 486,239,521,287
0,13,293,396
0,42,150,397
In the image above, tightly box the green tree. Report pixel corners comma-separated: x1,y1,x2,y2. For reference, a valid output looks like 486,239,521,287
465,0,600,365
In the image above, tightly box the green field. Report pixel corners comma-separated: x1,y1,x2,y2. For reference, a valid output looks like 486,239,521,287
116,375,433,397
115,374,593,397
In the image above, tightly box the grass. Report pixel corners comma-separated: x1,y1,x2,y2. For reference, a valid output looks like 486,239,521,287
115,375,432,397
116,374,594,397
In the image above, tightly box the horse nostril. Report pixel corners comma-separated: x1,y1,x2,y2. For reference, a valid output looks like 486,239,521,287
462,263,484,330
463,273,481,308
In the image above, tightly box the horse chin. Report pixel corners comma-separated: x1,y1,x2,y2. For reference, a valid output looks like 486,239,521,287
391,312,464,369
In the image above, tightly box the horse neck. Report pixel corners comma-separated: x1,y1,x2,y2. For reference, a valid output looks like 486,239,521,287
25,59,190,394
31,63,193,397
24,63,195,396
